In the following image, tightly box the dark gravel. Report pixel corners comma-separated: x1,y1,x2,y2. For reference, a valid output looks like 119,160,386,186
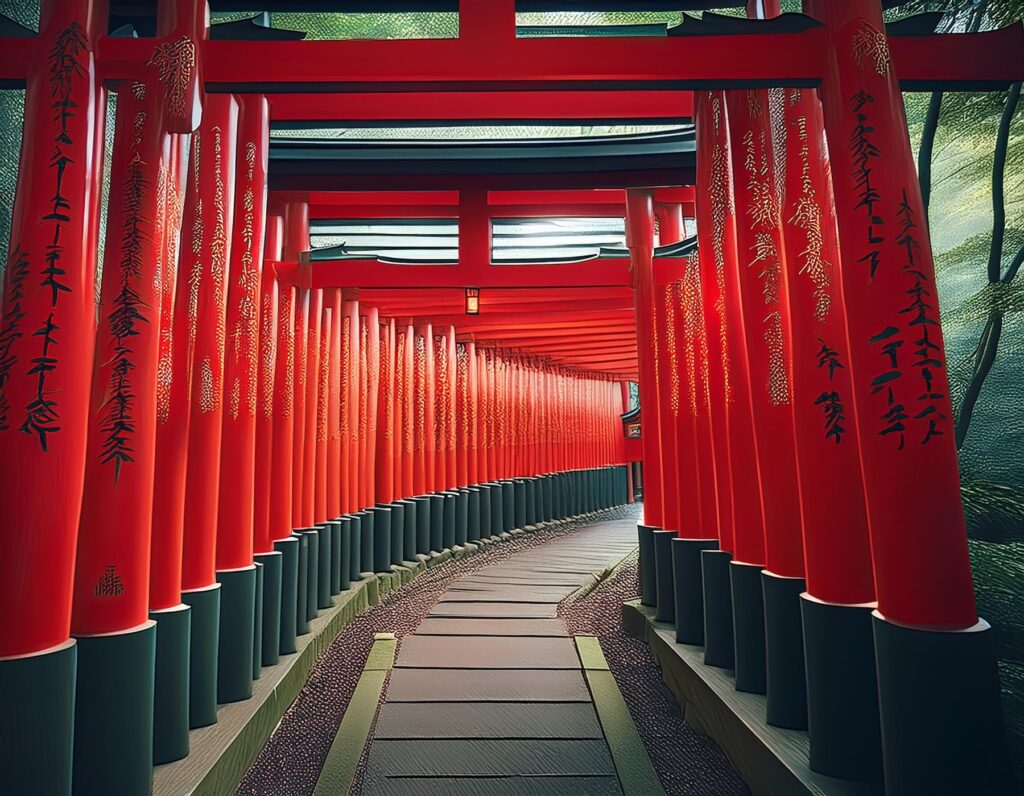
236,505,639,796
560,552,750,796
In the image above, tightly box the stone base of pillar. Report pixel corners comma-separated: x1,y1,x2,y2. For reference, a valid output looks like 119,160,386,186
730,561,766,695
0,640,77,795
338,517,353,590
369,507,392,574
800,594,881,782
215,565,257,704
327,520,342,595
637,523,658,607
255,551,282,667
315,523,332,609
455,489,470,545
150,605,191,764
873,612,1015,796
428,494,444,552
399,499,416,561
298,528,320,625
182,583,222,727
524,477,537,527
701,550,734,669
274,536,299,654
73,622,156,795
475,485,490,540
653,529,676,623
252,560,264,681
672,537,719,645
295,532,309,635
442,492,456,549
762,570,807,730
411,498,431,555
513,479,527,529
356,510,373,575
467,487,482,541
385,503,404,567
483,483,502,535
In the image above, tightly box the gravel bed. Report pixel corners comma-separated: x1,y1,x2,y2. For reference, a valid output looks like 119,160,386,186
560,554,750,796
236,504,638,796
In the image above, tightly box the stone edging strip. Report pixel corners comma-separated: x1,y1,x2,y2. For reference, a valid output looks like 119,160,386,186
575,634,666,796
313,633,397,796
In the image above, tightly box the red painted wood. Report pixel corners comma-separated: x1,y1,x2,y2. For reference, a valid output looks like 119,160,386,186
303,289,323,525
327,290,343,520
269,281,295,542
180,94,239,593
811,0,976,627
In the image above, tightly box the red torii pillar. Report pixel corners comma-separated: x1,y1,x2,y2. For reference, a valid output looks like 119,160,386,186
180,93,239,729
808,1,1013,791
254,213,284,668
625,191,664,609
70,76,170,793
215,95,268,704
777,86,881,776
694,90,743,673
0,3,103,790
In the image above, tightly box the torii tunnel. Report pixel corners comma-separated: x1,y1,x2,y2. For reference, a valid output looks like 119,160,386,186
0,1,1021,795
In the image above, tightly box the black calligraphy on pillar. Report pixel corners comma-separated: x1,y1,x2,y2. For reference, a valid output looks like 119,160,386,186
21,23,89,451
868,326,908,450
815,339,847,443
896,189,946,444
848,90,884,279
0,248,30,430
93,564,126,597
100,117,149,481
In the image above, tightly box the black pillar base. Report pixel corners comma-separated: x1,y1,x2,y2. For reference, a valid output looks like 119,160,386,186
252,561,264,681
371,506,392,573
151,605,191,764
328,520,342,595
872,612,1015,796
216,565,257,704
356,510,374,574
315,525,332,610
761,570,807,730
338,517,353,591
500,480,515,531
701,550,734,669
800,595,881,782
653,530,676,623
412,497,431,555
388,502,405,566
730,561,766,695
255,551,282,667
672,537,719,645
73,622,156,795
429,494,445,552
454,489,469,545
487,483,503,534
467,487,482,541
542,475,554,522
301,528,320,623
274,536,299,655
295,531,309,635
442,492,457,549
514,479,527,529
477,485,491,539
637,523,657,607
400,499,417,560
524,478,537,527
181,583,221,727
0,640,76,796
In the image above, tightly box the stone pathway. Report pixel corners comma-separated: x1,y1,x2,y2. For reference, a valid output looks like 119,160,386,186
361,516,640,795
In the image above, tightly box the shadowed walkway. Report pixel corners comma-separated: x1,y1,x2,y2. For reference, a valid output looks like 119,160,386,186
361,517,642,795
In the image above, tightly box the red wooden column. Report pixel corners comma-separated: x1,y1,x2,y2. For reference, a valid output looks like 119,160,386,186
362,307,381,510
341,298,359,513
302,290,323,528
455,342,470,487
417,324,436,495
0,2,103,790
693,89,746,673
215,95,268,703
625,191,664,609
254,213,283,669
70,77,169,792
399,323,415,497
467,340,480,486
285,200,309,533
725,87,809,712
776,85,882,775
179,93,239,728
807,1,1013,791
376,318,396,504
327,290,343,519
315,306,332,522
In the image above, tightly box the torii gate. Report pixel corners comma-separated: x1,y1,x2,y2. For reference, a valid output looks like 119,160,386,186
0,1,1020,795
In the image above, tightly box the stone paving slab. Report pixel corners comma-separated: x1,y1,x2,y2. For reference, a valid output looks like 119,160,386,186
395,635,580,669
385,669,593,703
364,738,617,777
415,617,567,636
374,702,603,739
428,601,559,618
437,588,575,603
360,775,622,796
